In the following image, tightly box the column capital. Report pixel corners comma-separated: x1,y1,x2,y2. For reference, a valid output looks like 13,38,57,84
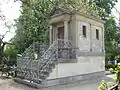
50,25,52,30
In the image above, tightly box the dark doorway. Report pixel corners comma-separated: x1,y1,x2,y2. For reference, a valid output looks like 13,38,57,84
57,26,64,58
57,26,64,39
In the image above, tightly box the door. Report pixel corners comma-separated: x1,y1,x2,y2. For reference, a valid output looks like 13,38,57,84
57,26,64,58
57,26,64,39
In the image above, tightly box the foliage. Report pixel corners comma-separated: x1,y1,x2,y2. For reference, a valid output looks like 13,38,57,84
109,68,115,73
104,16,120,60
4,45,18,66
107,64,120,85
114,63,120,85
12,0,54,54
98,80,116,90
105,64,117,71
92,0,118,19
58,0,100,17
98,64,120,90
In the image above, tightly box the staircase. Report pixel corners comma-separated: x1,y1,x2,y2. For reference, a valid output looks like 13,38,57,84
16,39,75,84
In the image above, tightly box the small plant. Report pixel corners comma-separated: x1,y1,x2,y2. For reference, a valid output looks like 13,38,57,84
108,63,120,85
98,64,120,90
114,63,120,85
109,68,115,73
98,80,115,90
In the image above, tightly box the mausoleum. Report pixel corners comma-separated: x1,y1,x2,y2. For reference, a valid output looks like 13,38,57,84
47,4,105,85
15,1,105,88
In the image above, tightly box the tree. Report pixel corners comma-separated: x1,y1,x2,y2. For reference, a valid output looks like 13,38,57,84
0,10,14,65
104,17,119,60
4,45,17,66
13,0,54,54
92,0,118,19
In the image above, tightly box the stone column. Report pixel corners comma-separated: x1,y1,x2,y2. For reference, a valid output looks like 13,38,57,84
102,27,105,52
49,26,52,45
64,20,69,40
64,20,69,58
52,26,57,41
55,26,58,40
90,24,92,52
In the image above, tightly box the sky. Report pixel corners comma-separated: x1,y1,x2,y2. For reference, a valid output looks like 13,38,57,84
0,0,120,42
112,0,120,24
0,0,21,42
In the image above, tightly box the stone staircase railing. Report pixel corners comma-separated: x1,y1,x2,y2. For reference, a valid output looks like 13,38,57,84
16,39,76,84
21,42,49,59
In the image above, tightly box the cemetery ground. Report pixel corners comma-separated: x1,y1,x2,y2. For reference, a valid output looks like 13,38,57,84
0,73,118,90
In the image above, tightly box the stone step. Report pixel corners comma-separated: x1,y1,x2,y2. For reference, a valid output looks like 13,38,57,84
32,78,43,84
39,74,48,79
41,69,52,73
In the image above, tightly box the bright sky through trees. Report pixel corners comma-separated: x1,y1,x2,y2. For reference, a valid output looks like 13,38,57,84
0,0,21,42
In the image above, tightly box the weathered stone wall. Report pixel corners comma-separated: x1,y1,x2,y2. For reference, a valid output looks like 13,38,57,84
47,56,105,79
48,13,105,80
76,14,104,52
77,21,91,51
91,25,103,52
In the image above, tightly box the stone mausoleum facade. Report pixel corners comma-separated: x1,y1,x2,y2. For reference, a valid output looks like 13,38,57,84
15,1,105,88
47,5,105,85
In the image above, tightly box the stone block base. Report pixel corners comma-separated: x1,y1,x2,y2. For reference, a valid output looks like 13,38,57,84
14,71,105,88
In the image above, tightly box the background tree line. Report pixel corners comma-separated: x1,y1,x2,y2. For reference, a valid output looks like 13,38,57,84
4,0,120,65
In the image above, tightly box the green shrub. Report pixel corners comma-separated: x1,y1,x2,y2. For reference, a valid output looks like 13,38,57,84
105,64,117,71
109,68,115,73
114,63,120,85
98,80,115,90
98,63,120,90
